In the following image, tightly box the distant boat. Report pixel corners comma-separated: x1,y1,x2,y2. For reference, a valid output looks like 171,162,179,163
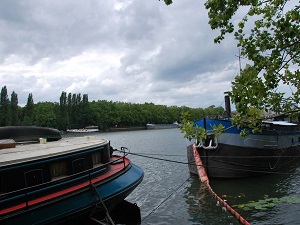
67,125,99,133
0,126,144,224
187,94,300,178
146,122,180,129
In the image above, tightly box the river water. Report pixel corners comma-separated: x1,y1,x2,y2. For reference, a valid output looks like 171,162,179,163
65,128,300,225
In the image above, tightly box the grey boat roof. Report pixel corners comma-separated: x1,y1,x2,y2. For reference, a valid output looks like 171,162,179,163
264,121,297,126
0,136,109,167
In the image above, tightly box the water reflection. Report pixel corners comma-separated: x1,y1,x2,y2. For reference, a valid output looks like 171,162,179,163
184,175,240,225
183,167,300,225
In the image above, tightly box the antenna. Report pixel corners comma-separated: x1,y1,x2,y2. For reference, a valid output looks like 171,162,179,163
239,49,242,74
235,48,242,75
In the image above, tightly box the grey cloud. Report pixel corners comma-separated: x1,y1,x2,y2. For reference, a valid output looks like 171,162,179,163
0,1,120,64
0,0,241,108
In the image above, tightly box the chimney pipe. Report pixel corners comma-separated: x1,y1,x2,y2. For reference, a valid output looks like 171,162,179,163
224,92,231,118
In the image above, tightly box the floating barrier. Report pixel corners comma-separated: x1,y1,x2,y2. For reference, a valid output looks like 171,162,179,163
192,143,251,225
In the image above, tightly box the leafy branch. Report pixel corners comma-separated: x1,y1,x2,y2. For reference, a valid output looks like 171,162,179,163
180,111,225,142
163,0,300,129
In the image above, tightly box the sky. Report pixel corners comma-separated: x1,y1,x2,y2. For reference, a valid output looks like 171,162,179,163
0,0,243,108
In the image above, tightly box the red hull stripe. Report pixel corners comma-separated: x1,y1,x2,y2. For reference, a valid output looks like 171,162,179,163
0,156,129,216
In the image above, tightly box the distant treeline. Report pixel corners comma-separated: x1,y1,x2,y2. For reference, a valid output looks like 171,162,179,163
0,86,224,131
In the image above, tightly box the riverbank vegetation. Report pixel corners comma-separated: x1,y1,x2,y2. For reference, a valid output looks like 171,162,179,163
0,86,224,131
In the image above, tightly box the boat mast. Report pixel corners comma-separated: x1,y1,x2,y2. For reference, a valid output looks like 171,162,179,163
224,49,241,118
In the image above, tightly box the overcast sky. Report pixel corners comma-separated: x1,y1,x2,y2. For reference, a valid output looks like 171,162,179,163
0,0,244,108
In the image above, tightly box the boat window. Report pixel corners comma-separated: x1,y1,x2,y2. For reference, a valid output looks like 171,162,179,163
0,174,7,193
92,151,102,167
1,171,23,193
24,169,44,187
72,158,86,174
50,161,67,180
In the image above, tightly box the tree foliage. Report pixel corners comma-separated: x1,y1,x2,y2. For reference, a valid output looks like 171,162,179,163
0,86,224,131
205,0,300,131
226,0,300,117
180,111,225,142
58,91,69,130
10,91,19,126
34,102,58,127
23,93,34,125
0,86,10,126
164,0,300,134
161,0,173,5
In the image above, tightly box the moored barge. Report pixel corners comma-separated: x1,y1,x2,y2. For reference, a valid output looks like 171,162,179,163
0,126,144,224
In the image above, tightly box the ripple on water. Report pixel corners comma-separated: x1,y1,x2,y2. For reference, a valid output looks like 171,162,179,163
64,130,300,225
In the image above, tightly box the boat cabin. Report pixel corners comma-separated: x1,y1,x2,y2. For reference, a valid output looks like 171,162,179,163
0,137,111,194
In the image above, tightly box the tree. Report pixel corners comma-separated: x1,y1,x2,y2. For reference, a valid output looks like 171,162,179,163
34,102,58,128
70,93,77,128
67,92,72,128
0,86,11,126
164,0,300,128
23,93,34,125
161,0,173,5
58,91,69,130
10,91,19,125
77,94,92,128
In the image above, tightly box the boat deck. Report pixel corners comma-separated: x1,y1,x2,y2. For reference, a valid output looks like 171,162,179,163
0,136,109,167
0,155,136,218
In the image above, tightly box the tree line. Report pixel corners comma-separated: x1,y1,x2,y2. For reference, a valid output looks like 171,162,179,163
0,86,224,131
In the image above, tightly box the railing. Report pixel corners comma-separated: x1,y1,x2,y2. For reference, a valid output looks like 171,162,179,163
119,147,130,168
244,137,279,148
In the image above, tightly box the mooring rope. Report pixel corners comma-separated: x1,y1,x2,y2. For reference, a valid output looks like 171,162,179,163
141,177,190,223
122,150,300,176
89,183,115,225
113,147,300,224
192,143,251,225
